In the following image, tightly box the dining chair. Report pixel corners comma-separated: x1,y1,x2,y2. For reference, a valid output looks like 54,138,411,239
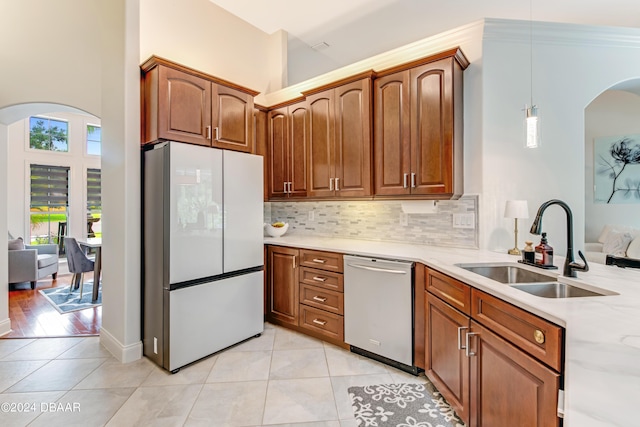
64,237,95,299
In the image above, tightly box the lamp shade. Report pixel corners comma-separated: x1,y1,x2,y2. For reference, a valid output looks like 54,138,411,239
504,200,529,219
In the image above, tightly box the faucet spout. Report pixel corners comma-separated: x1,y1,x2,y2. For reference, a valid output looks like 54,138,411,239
529,199,589,278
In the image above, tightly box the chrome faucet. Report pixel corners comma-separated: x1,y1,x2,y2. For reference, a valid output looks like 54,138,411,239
529,199,589,278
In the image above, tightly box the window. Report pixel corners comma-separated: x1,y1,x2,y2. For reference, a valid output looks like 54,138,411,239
87,125,101,156
87,168,102,238
30,164,70,245
29,117,69,152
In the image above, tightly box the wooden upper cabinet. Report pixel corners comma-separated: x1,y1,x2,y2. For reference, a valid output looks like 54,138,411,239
212,84,254,153
267,100,308,199
253,107,268,201
143,65,212,146
374,48,467,199
374,71,411,195
306,76,373,198
141,56,258,151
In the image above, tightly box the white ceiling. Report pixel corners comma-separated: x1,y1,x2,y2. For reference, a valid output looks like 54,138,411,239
210,0,640,50
210,0,640,85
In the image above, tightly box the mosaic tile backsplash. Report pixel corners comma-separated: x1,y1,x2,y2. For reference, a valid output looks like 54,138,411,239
264,195,479,249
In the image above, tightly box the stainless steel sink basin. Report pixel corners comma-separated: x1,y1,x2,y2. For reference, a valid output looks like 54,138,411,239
511,282,616,298
455,263,555,284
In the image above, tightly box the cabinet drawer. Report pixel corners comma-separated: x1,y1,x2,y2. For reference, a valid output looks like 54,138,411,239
300,283,344,315
426,269,471,315
299,267,344,292
299,305,344,342
299,249,343,272
471,289,563,372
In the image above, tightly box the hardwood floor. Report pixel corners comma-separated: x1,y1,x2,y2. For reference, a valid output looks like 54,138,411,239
3,271,101,338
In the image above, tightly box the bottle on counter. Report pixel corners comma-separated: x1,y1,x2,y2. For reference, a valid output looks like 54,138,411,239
523,241,535,264
534,232,554,267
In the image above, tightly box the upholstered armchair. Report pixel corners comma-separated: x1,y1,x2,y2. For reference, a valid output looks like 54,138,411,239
8,236,59,289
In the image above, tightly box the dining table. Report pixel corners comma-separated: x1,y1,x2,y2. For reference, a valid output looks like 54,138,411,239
76,237,102,302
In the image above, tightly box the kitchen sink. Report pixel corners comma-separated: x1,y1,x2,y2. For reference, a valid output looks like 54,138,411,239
455,263,556,284
511,282,616,298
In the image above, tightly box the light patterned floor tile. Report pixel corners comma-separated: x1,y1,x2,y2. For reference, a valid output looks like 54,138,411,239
7,358,107,393
0,360,48,393
106,384,202,427
264,422,342,427
56,337,113,359
273,328,324,350
0,391,66,427
0,339,36,359
323,343,391,376
28,388,135,427
270,348,329,380
207,350,271,383
142,354,217,386
262,378,338,425
185,380,267,426
2,338,85,361
73,357,155,389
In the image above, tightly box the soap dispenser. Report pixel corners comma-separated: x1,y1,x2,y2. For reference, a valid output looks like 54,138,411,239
534,232,554,267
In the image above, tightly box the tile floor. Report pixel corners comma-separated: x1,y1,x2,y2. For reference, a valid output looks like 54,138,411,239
0,323,429,427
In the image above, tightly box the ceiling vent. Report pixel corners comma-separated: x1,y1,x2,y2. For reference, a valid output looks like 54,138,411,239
311,42,330,51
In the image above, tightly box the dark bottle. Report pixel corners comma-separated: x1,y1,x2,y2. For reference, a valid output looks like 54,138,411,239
523,240,535,264
534,232,554,267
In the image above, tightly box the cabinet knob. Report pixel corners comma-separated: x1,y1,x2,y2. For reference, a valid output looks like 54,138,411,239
534,329,545,344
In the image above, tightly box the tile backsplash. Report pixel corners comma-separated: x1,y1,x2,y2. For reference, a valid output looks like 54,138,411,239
264,195,479,249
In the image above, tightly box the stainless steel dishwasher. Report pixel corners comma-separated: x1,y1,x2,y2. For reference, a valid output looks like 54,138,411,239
343,255,416,374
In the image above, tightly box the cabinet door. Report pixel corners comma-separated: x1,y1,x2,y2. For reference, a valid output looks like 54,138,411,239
334,79,372,197
212,84,254,153
268,107,288,199
267,246,299,325
469,321,560,427
425,292,470,425
254,108,269,201
410,58,453,195
307,91,336,198
157,66,212,146
373,71,411,195
289,102,309,198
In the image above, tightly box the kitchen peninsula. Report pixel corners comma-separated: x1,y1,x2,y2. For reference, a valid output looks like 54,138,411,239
265,234,640,427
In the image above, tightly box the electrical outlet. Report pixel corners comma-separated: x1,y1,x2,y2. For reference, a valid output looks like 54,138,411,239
400,212,409,226
308,211,314,221
153,337,158,354
453,213,475,229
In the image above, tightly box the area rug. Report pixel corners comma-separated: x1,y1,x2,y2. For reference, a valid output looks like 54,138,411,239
39,282,102,314
349,382,465,427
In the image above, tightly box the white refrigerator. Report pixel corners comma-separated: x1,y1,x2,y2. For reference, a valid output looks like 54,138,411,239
143,141,264,372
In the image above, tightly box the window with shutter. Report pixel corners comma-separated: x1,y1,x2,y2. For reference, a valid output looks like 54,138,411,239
29,164,70,245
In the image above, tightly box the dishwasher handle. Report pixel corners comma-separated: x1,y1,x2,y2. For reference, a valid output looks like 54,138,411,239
347,263,408,274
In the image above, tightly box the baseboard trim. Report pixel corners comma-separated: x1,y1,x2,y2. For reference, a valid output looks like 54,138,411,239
100,327,142,363
0,317,11,337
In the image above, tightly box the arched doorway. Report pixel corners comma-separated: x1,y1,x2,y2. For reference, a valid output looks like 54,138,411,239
1,103,102,338
583,79,640,263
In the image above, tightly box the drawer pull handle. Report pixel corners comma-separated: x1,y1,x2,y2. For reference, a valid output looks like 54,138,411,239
457,326,469,350
312,296,327,302
465,332,478,357
312,276,327,282
534,329,546,344
312,258,326,264
312,319,327,326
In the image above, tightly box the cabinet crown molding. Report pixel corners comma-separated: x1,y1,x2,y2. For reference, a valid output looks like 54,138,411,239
375,47,469,78
301,70,376,97
140,55,260,97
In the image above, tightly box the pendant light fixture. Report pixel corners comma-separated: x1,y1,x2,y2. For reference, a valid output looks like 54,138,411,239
524,0,540,148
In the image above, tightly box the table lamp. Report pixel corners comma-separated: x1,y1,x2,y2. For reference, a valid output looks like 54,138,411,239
504,200,529,255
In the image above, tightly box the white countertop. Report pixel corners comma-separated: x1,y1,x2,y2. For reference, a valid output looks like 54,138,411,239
264,235,640,427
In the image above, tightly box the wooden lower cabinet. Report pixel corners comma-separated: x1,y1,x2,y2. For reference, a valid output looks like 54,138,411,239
267,246,299,325
425,291,470,423
469,321,560,427
425,269,562,427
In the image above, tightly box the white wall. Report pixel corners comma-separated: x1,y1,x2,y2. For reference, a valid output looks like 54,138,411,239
7,113,101,243
0,124,9,335
139,0,283,101
585,89,640,242
480,19,640,256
